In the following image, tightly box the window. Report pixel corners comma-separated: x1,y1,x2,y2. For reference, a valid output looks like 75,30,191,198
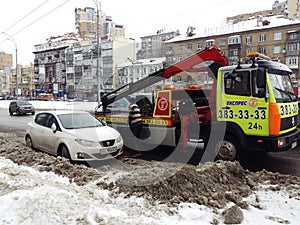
228,35,241,44
273,46,281,54
197,43,202,49
258,47,266,54
178,45,183,51
219,40,226,46
274,32,282,40
287,43,299,52
246,36,252,44
187,44,193,50
259,34,267,42
225,71,250,96
205,39,215,46
288,32,299,40
287,57,298,65
229,49,239,57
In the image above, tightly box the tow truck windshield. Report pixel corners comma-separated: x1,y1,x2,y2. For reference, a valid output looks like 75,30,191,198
269,73,297,102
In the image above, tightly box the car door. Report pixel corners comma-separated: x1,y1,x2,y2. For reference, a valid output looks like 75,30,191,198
31,113,49,149
39,114,60,155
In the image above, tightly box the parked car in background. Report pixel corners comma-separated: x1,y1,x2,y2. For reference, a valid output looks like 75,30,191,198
37,93,53,101
25,111,123,162
9,100,35,116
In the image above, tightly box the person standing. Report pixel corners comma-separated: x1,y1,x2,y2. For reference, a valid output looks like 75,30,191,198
128,97,142,157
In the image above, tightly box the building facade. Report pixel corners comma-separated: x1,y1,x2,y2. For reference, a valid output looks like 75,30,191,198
33,33,80,98
75,7,125,41
164,15,300,86
116,57,166,92
137,29,180,59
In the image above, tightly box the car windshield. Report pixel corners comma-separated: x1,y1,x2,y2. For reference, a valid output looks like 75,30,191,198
107,98,129,109
18,101,31,105
269,73,297,102
57,113,103,129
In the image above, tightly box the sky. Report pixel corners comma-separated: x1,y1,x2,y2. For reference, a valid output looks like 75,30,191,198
0,0,275,66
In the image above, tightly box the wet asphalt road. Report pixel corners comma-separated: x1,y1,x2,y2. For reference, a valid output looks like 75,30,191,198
0,108,300,177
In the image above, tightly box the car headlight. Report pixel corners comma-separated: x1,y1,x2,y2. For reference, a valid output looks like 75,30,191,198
116,135,123,144
75,139,99,147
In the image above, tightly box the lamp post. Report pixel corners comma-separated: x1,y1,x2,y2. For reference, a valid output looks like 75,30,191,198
92,0,101,105
2,32,18,98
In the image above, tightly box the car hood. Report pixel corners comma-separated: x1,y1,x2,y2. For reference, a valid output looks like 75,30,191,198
67,126,120,141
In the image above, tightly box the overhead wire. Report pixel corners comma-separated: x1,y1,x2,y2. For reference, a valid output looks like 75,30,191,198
3,0,50,33
0,0,72,46
11,0,72,37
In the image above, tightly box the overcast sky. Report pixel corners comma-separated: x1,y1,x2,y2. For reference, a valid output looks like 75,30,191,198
0,0,275,65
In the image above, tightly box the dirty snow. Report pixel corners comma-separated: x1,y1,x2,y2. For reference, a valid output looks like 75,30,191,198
1,135,300,225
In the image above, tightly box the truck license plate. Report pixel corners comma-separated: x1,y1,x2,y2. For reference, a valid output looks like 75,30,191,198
291,141,297,149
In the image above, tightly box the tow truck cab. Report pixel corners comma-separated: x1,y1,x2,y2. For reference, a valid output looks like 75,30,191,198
216,59,300,153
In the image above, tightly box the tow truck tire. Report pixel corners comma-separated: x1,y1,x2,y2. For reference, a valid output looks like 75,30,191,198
215,135,240,161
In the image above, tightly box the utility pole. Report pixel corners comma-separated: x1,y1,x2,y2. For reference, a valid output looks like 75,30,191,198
2,32,18,98
93,0,101,105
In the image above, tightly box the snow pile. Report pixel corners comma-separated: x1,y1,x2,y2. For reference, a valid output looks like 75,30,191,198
1,136,300,224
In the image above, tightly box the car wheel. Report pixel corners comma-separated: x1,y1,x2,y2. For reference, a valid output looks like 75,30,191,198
16,109,21,116
60,145,71,160
9,110,13,116
25,135,34,149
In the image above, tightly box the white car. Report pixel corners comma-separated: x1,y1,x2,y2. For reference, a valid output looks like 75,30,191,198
25,111,123,162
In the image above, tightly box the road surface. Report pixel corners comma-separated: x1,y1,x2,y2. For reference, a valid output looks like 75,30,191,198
0,108,300,177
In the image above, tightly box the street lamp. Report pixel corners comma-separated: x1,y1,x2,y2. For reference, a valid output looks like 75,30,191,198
92,0,101,105
1,32,18,98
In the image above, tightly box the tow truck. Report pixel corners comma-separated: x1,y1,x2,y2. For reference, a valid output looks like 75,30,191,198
95,46,300,161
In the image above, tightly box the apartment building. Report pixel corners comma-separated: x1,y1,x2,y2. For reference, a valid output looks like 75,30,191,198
164,15,300,86
33,33,80,98
116,57,165,92
75,7,125,41
137,29,180,59
10,64,35,96
0,52,12,94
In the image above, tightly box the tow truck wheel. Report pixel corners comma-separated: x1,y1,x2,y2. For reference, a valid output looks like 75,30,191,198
215,136,239,161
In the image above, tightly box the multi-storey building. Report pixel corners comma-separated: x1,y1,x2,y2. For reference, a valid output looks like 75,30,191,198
287,0,300,19
164,15,300,86
10,64,35,96
137,29,180,59
0,52,13,95
75,7,125,41
116,57,165,92
33,33,80,97
0,52,12,70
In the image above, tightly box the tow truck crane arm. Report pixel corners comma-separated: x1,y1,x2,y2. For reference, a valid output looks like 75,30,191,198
98,46,228,111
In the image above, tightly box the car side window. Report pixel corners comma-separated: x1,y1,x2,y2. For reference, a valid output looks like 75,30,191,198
46,115,58,129
35,113,49,127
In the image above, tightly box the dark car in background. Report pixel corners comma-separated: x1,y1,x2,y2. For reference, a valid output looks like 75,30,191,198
9,100,35,116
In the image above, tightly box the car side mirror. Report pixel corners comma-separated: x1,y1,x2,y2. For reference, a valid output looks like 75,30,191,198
51,123,57,133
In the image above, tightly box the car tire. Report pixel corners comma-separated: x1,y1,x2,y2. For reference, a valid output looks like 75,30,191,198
9,110,13,116
60,145,71,160
25,135,34,149
16,109,21,116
